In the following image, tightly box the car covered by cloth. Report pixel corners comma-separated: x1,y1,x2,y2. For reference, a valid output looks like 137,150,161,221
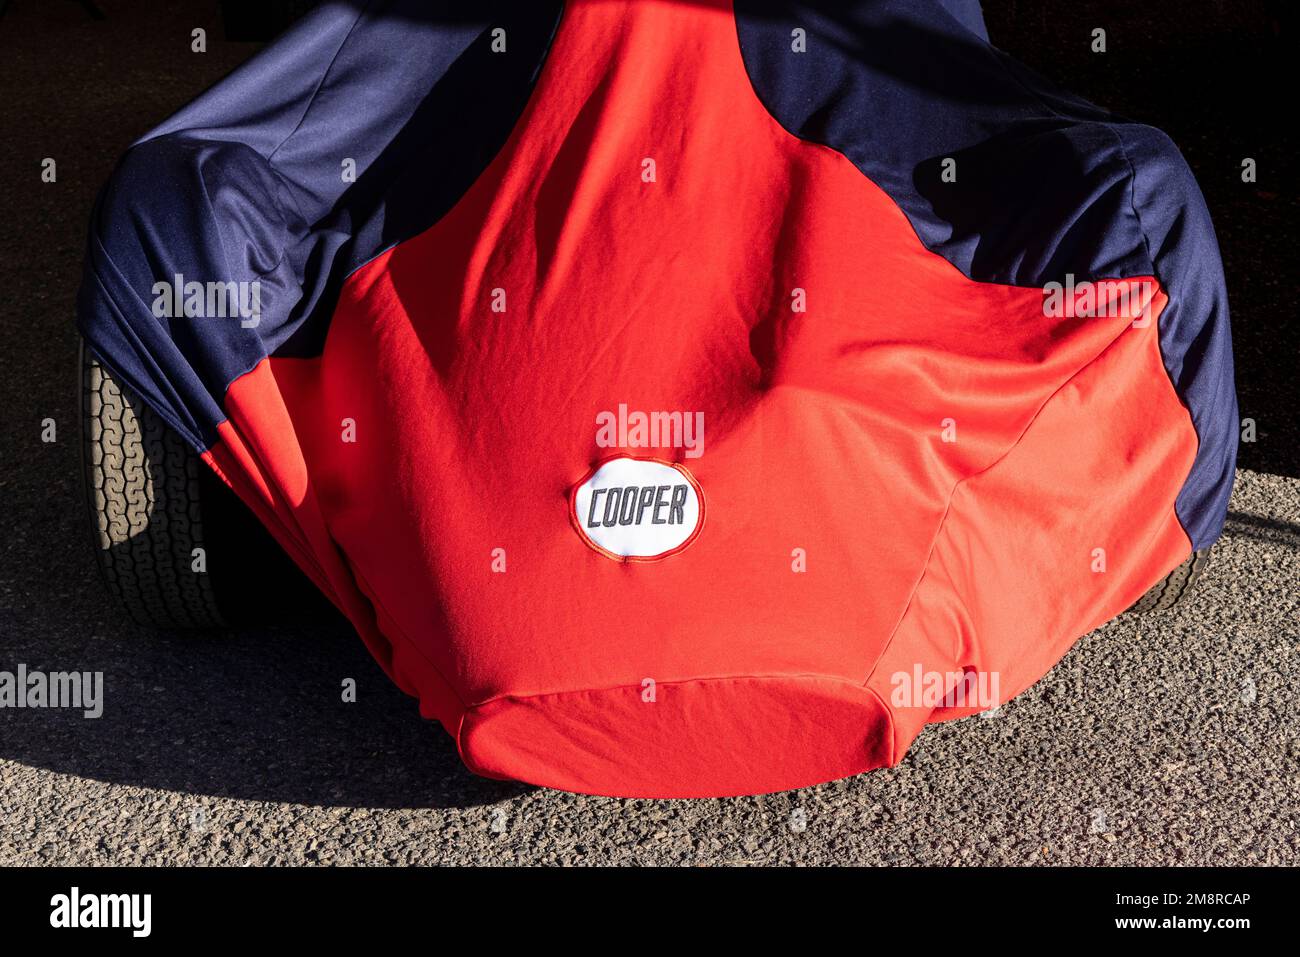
77,0,1237,797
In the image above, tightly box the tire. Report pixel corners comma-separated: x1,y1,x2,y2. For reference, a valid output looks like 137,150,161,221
80,340,345,630
79,341,225,628
1127,547,1212,614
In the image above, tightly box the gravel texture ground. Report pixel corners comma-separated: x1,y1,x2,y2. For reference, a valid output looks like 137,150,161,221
1,1,1295,866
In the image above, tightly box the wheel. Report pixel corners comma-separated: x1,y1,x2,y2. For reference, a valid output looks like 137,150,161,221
79,340,224,628
79,341,345,630
1127,547,1212,614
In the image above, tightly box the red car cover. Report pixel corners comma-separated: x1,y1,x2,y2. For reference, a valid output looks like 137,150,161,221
79,0,1237,796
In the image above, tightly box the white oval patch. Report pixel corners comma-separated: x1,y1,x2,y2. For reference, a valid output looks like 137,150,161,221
571,457,704,561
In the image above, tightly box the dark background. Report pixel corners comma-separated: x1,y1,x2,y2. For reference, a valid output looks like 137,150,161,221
981,0,1297,478
3,0,1294,477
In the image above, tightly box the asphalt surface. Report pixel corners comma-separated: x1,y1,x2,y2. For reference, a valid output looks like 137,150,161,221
1,1,1296,866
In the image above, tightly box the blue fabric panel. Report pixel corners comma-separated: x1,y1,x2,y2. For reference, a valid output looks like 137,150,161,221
734,0,1237,548
78,0,563,449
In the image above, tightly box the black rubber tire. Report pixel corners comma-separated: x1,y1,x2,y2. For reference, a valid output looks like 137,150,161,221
1127,547,1212,614
80,340,346,631
79,341,225,628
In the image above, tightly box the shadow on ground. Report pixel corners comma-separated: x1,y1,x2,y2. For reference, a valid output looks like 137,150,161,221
0,1,1294,828
0,594,530,809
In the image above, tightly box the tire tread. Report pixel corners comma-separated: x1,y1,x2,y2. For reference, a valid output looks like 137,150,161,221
1128,547,1211,615
80,344,224,629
